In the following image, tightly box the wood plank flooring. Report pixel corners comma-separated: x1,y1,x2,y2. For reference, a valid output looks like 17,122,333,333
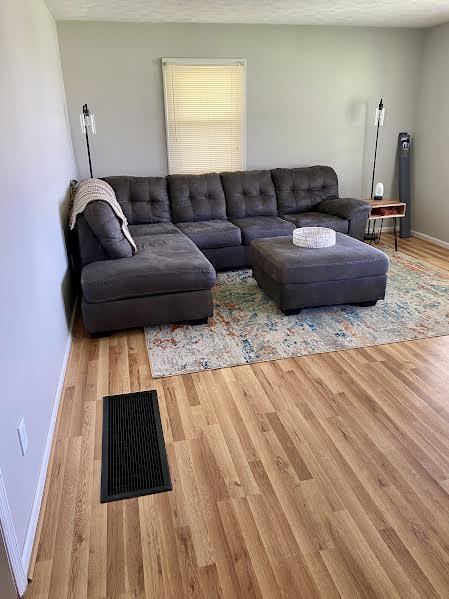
26,234,449,598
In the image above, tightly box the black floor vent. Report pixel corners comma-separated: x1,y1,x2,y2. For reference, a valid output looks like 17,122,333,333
101,390,172,502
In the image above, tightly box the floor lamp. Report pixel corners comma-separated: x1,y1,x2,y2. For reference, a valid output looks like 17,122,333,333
365,99,386,242
80,103,96,178
370,98,385,199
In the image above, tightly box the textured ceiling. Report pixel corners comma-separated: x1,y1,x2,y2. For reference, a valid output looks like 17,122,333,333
45,0,449,28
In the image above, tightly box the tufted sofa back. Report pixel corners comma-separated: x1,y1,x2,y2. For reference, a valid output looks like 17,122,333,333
220,170,277,219
167,173,227,222
102,176,171,224
98,166,340,226
271,166,338,215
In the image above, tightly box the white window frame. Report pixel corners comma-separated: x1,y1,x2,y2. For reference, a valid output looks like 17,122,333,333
162,58,247,174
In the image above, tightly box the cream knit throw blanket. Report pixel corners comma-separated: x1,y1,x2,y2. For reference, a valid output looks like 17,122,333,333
69,178,137,253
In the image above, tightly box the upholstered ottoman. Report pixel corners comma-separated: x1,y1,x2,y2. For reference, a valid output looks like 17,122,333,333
251,233,389,314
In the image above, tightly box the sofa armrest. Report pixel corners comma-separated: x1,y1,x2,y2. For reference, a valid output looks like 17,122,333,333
318,197,371,219
318,198,370,240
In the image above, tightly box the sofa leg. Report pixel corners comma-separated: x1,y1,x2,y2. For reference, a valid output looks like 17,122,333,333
189,317,209,326
89,331,110,338
353,300,378,307
282,308,303,316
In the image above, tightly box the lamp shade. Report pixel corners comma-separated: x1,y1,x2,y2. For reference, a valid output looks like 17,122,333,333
80,103,96,134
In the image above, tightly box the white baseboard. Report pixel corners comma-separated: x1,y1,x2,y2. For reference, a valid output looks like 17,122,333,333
411,230,449,250
0,470,28,596
21,295,79,577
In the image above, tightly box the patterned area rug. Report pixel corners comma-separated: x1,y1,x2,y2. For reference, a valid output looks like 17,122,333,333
145,247,449,378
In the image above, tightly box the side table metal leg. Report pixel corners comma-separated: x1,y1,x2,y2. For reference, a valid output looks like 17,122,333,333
369,219,376,245
375,219,383,245
394,217,398,251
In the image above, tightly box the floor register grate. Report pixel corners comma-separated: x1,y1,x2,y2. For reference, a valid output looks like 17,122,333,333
101,390,172,502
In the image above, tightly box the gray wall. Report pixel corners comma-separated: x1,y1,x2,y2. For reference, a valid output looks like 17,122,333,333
414,22,449,244
0,0,76,553
58,22,423,199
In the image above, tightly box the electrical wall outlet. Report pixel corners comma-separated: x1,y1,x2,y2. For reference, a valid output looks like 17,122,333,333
17,418,28,456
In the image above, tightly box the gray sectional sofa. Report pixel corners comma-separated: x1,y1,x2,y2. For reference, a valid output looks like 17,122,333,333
74,166,371,333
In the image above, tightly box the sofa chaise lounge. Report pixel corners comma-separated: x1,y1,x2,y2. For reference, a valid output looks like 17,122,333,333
74,166,371,333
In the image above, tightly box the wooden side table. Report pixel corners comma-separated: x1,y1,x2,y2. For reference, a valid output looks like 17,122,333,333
365,199,406,251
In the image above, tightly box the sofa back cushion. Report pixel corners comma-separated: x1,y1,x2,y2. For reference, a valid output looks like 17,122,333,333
102,176,170,225
221,170,277,219
167,173,226,223
271,166,338,214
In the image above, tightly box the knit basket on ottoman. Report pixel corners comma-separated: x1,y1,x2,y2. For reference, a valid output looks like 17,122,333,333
251,233,389,315
293,227,336,248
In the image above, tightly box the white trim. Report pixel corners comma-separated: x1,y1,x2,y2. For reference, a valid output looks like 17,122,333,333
242,60,247,171
0,470,28,596
21,295,78,576
161,58,247,174
162,58,245,66
411,229,449,250
161,59,171,174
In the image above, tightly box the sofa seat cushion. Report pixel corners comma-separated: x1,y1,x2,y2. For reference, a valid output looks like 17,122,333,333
129,222,181,237
81,234,216,304
251,234,389,285
281,211,349,234
231,216,295,245
175,220,242,249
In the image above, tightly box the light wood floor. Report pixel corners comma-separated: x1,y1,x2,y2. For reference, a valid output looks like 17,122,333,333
26,234,449,599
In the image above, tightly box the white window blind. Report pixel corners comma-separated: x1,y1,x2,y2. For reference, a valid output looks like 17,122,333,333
162,59,245,174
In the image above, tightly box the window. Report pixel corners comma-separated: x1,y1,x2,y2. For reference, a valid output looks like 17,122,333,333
162,59,246,175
